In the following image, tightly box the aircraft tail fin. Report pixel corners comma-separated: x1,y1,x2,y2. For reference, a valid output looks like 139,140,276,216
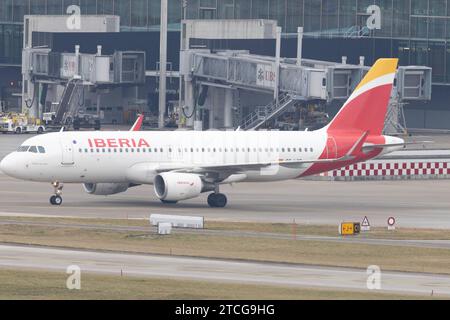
130,114,144,132
326,58,399,136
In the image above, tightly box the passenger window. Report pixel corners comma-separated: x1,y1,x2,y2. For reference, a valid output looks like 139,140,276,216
29,146,38,153
38,146,46,153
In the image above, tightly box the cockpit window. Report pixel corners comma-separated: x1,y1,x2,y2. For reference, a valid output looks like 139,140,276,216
29,146,38,153
17,146,30,152
38,146,46,153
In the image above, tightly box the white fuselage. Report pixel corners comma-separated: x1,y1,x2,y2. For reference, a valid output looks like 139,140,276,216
1,130,328,184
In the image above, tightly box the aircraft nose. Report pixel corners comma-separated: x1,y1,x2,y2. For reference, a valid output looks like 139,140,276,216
0,154,15,176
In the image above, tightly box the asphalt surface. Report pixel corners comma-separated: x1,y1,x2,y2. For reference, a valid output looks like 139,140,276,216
0,244,448,296
1,134,450,229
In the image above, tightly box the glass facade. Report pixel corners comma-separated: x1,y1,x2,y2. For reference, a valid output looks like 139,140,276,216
0,0,450,83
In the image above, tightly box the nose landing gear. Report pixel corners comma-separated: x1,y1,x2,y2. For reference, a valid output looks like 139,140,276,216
50,181,64,206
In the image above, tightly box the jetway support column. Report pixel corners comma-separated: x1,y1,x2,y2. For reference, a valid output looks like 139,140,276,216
297,27,303,66
159,0,168,128
274,27,282,106
224,88,234,129
29,82,39,119
184,78,195,129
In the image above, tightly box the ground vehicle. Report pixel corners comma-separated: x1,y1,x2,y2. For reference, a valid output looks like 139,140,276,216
0,114,45,134
43,110,101,131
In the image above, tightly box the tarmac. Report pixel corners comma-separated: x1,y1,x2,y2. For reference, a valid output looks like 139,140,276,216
0,244,449,297
1,172,450,228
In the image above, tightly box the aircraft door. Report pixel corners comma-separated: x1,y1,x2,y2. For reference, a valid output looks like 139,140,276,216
61,139,75,165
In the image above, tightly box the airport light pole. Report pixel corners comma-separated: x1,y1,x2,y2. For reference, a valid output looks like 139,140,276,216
159,0,168,128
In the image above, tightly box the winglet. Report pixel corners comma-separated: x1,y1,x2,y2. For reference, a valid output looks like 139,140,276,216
130,114,144,132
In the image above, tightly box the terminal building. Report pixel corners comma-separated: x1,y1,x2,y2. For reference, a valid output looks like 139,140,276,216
0,1,448,130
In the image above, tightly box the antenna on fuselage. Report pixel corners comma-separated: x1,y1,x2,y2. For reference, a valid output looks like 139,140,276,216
60,126,65,132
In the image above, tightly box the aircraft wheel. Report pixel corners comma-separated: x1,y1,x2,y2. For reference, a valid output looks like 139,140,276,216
50,195,63,206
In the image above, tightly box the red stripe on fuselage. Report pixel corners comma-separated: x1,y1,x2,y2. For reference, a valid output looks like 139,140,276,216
299,133,385,178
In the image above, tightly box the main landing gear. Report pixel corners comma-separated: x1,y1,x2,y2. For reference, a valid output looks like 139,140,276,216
207,185,227,208
50,181,63,206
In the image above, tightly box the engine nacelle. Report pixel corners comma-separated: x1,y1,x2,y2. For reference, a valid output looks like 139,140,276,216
83,183,129,196
154,173,203,202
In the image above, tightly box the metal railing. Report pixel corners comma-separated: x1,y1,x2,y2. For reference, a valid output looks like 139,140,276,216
242,93,295,131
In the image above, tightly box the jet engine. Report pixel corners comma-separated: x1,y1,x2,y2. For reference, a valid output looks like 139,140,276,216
83,183,130,196
154,173,205,202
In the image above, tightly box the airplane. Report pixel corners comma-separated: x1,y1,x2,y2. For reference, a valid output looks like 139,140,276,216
1,58,407,208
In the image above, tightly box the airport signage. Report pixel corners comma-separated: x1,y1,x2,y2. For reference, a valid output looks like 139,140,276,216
61,55,78,78
361,216,371,232
256,64,276,89
150,214,204,229
387,217,396,231
158,222,172,235
340,222,361,236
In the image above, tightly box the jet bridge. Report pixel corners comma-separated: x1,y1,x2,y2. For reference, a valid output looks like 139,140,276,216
180,50,432,131
22,46,146,125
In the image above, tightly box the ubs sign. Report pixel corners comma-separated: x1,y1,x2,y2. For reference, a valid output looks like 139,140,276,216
256,64,276,89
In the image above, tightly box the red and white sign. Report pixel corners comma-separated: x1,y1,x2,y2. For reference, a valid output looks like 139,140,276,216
387,217,396,231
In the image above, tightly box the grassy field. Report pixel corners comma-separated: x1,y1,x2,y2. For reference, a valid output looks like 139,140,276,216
0,219,449,275
0,269,436,300
3,216,450,240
